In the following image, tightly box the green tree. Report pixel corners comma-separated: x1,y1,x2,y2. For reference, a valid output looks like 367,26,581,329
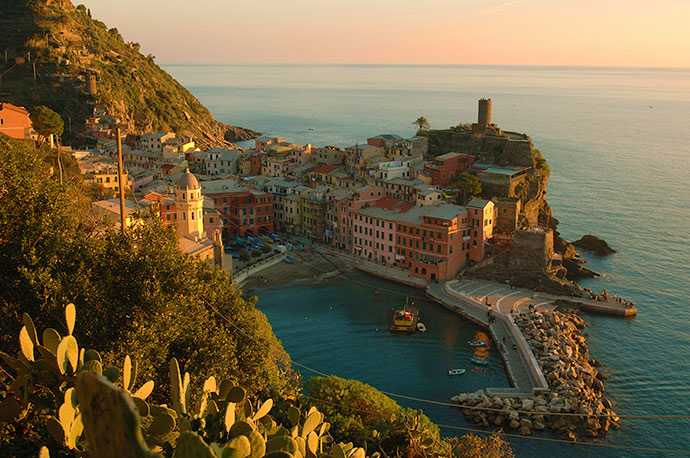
31,105,64,145
304,376,440,454
450,172,482,204
413,116,431,134
0,136,296,408
31,105,66,183
304,376,513,458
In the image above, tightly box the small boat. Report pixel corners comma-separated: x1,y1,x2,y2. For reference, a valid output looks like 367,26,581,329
448,368,466,376
417,322,427,332
471,357,489,365
390,298,418,333
283,258,296,264
468,340,488,347
308,127,316,131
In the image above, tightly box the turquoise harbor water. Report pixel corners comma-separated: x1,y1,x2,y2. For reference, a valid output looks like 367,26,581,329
165,64,690,456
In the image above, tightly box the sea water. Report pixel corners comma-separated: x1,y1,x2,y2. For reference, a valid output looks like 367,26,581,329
165,64,690,457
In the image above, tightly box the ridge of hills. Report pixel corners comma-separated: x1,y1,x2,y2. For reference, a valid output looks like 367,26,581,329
0,0,258,148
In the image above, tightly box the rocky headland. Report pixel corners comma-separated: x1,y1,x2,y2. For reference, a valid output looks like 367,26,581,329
452,309,619,439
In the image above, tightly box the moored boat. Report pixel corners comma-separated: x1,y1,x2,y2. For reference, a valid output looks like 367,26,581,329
471,357,489,365
448,368,466,376
390,298,418,332
417,322,427,332
468,340,488,347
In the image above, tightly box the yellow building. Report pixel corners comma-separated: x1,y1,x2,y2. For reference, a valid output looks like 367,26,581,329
91,167,132,193
175,168,205,240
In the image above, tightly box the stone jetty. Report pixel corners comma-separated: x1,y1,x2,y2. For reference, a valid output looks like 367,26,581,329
452,309,620,438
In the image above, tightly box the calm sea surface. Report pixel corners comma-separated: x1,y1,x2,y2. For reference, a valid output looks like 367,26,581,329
165,64,690,457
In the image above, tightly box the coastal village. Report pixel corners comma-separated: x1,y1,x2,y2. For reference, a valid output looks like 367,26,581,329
2,97,635,440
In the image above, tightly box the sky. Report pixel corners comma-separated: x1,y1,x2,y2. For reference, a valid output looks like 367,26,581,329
79,0,690,67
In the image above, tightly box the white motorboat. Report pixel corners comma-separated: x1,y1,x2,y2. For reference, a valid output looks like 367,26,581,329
448,368,466,376
468,340,488,347
417,322,427,332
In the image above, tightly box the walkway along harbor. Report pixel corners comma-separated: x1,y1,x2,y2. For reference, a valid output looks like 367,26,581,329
246,241,637,438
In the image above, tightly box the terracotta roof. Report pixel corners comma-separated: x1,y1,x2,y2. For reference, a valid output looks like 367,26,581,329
0,102,30,115
314,164,337,174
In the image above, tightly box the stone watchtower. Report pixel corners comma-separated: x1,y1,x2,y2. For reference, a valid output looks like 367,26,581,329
85,73,97,95
175,168,204,239
472,98,493,135
478,98,492,128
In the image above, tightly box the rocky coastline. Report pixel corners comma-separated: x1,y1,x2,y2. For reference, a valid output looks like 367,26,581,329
452,309,619,439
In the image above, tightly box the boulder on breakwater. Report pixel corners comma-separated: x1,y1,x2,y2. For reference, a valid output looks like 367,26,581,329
451,310,619,438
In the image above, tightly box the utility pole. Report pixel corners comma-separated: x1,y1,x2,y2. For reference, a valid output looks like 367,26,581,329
56,137,63,185
116,128,126,233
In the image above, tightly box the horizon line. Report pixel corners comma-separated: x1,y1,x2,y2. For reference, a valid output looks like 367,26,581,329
158,61,690,71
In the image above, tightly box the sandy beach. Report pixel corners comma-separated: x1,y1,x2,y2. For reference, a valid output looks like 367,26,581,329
240,248,353,293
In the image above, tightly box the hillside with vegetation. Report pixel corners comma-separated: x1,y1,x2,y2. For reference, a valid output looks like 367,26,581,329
0,0,258,148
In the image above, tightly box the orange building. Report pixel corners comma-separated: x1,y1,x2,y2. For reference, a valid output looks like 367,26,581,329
467,199,495,262
394,204,471,282
0,103,34,140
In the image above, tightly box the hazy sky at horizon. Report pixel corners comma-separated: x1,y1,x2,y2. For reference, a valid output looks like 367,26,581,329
79,0,690,67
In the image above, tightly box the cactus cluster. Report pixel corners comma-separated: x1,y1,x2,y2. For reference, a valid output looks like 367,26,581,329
0,305,375,458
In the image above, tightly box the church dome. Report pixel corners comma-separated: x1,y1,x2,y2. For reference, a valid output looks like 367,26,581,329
177,168,200,190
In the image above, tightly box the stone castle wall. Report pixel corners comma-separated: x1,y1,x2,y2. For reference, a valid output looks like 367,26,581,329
507,228,554,274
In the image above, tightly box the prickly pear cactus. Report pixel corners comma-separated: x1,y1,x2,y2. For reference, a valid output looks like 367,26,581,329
76,371,161,458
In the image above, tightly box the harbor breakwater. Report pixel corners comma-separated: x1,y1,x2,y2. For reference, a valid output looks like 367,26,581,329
453,309,619,439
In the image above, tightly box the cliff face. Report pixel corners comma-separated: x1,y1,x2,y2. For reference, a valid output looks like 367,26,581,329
426,125,535,168
0,0,258,148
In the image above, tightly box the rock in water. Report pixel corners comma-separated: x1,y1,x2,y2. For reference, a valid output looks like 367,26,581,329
572,235,616,255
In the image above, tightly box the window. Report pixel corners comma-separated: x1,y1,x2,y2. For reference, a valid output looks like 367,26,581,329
166,215,171,220
450,245,453,253
437,245,441,253
472,240,477,246
389,234,393,241
397,236,401,243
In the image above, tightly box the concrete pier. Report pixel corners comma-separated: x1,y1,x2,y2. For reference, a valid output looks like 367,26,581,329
427,282,549,395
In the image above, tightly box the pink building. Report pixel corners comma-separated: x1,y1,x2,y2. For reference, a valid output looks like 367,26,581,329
331,185,385,250
423,152,476,186
352,197,414,264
